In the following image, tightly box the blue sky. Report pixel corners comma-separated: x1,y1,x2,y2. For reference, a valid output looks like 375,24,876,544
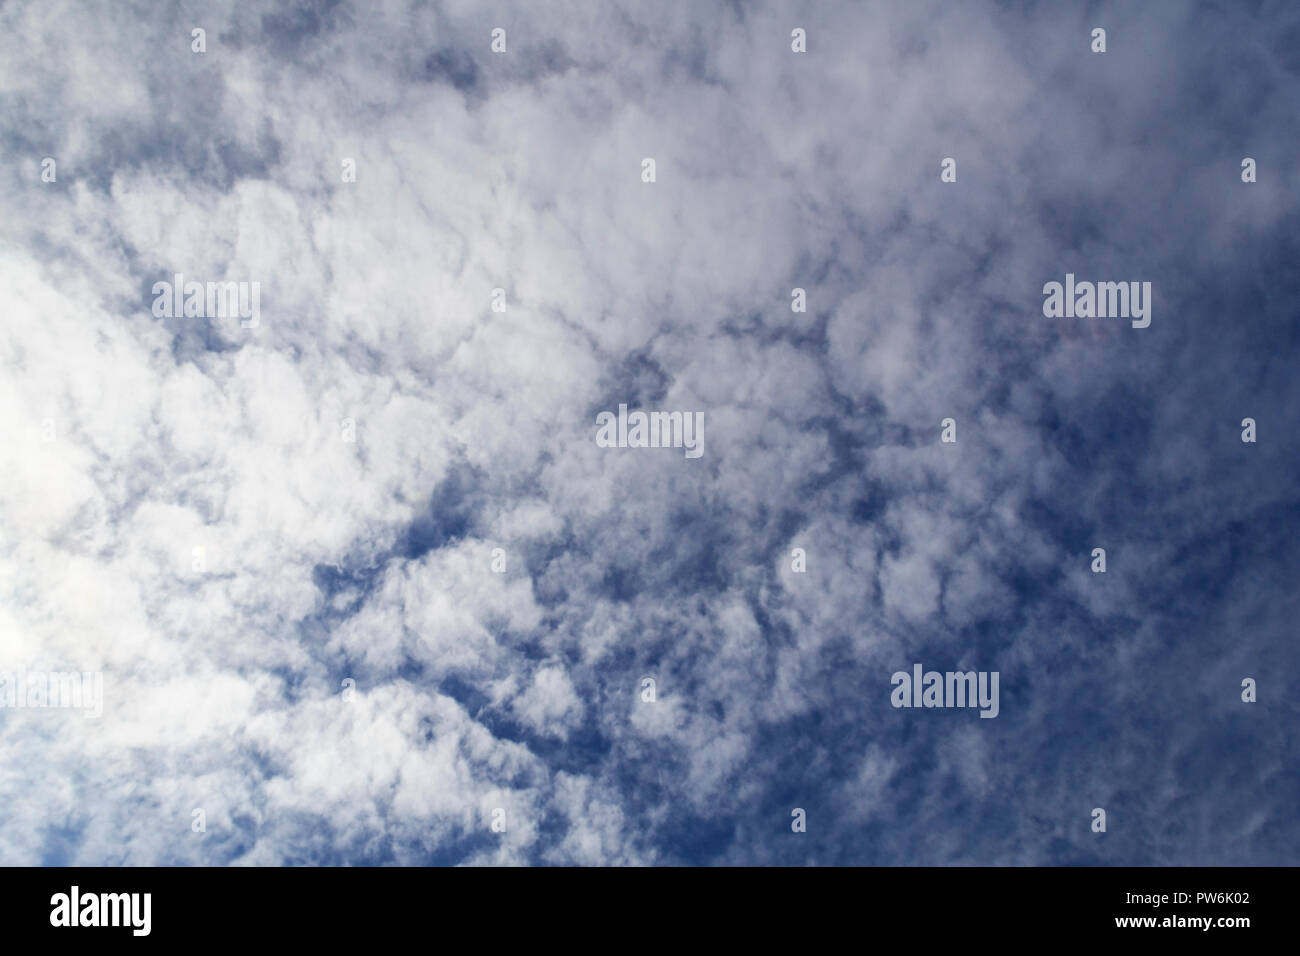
0,0,1296,865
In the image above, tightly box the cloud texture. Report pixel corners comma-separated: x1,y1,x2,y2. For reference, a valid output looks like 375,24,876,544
0,0,1297,865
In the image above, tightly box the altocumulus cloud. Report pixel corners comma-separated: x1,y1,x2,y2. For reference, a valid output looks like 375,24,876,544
0,0,1297,865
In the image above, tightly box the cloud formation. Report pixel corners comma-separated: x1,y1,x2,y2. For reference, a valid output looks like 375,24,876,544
1,0,1297,865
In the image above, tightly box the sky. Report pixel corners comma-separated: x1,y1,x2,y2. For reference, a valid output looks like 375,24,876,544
0,0,1297,866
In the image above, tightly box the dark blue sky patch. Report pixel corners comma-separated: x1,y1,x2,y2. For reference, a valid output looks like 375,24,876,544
399,464,485,560
422,47,480,93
